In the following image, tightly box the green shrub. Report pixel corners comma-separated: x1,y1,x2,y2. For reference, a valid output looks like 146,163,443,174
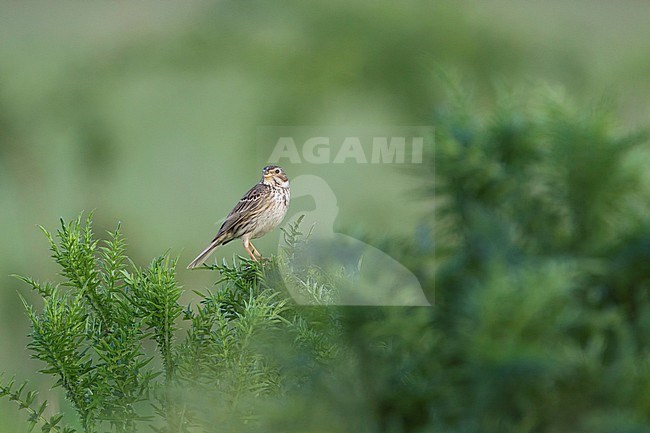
3,83,650,433
3,213,339,433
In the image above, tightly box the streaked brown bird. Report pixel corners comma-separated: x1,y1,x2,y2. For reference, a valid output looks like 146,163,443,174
187,165,290,269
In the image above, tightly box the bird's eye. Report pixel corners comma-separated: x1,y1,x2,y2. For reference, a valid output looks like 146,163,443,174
274,168,280,174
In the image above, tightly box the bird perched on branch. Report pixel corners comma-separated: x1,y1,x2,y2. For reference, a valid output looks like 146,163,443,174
187,165,290,268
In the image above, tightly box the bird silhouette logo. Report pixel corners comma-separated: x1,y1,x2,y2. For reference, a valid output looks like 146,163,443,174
279,174,430,306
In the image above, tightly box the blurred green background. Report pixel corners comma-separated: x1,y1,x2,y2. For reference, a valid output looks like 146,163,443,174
1,1,650,432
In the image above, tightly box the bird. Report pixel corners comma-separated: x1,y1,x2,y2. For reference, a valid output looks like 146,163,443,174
187,165,290,269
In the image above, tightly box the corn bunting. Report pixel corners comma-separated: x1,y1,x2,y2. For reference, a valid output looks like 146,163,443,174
187,165,290,268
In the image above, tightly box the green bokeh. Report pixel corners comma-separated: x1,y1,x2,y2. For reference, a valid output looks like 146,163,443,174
1,1,649,431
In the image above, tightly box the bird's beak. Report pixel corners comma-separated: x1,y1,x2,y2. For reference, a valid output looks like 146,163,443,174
263,173,273,178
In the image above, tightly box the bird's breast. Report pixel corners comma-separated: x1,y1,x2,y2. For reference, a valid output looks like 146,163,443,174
250,187,289,239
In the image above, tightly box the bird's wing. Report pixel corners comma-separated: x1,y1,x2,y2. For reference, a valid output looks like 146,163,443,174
211,183,268,243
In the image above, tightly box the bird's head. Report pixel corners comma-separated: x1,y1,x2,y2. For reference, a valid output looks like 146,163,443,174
261,165,289,187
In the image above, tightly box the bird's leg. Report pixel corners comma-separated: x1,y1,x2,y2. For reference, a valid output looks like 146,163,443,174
249,241,263,259
242,238,258,261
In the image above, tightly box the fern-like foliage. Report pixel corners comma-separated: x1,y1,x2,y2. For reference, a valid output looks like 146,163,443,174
13,215,159,433
0,375,75,433
5,213,341,433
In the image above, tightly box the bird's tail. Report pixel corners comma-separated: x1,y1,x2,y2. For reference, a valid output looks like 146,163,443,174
187,238,223,269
